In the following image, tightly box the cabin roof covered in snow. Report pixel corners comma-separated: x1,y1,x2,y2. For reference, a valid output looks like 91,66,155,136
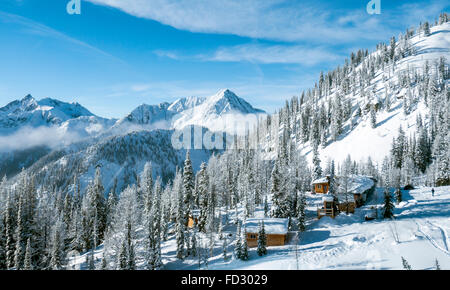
337,192,356,202
244,218,289,235
338,175,375,194
312,176,329,184
322,194,335,202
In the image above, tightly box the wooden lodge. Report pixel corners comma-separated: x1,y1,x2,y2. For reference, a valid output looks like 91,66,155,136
187,210,200,228
316,175,376,219
244,218,289,248
312,176,330,194
317,195,338,219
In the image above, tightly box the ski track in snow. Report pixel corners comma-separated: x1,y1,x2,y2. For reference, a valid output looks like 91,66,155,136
415,220,450,257
426,221,449,253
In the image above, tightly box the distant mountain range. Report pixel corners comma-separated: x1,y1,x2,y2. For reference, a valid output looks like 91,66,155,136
0,89,265,141
0,89,265,190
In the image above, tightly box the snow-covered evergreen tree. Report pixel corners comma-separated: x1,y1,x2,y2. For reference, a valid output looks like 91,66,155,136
257,221,267,256
383,188,395,219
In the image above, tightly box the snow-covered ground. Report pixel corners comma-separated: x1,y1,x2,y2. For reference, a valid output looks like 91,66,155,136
157,186,449,270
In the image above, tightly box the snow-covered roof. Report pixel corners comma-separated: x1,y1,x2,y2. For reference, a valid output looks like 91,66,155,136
244,218,289,235
338,175,375,194
337,192,356,202
322,194,335,202
312,176,329,184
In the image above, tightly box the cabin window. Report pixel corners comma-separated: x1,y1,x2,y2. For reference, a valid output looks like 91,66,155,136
317,185,322,189
249,234,257,239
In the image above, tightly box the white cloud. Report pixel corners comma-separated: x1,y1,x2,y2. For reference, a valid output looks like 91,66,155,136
87,0,448,43
153,49,180,60
0,126,83,152
205,43,342,65
86,0,390,43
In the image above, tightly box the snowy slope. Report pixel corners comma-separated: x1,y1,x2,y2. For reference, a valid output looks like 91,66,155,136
303,22,450,165
256,22,449,167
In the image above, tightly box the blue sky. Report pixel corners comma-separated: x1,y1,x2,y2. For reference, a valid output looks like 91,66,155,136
0,0,448,118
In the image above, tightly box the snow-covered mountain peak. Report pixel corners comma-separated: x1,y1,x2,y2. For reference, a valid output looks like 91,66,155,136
37,97,95,119
114,89,265,133
167,96,206,113
0,95,111,139
0,94,38,114
206,89,265,115
21,94,38,108
118,102,173,127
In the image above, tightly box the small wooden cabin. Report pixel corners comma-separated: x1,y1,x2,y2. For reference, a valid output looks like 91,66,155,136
337,193,357,214
244,218,289,248
317,195,338,219
187,210,200,228
312,176,330,194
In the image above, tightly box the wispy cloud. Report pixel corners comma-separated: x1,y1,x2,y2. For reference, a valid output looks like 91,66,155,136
86,0,448,44
205,44,342,65
85,0,360,43
153,49,180,60
154,43,343,65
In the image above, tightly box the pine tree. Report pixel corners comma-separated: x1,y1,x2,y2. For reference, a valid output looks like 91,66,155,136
383,188,395,219
390,36,396,61
415,128,431,173
312,145,322,180
88,249,95,270
257,221,267,256
223,237,228,262
234,221,242,260
435,259,441,270
395,188,402,204
125,220,136,270
118,241,127,270
370,105,377,128
49,220,65,270
218,219,223,240
264,196,269,217
5,191,15,269
297,193,306,232
423,22,430,36
240,227,249,261
401,256,412,270
148,178,163,269
101,252,107,270
270,161,290,218
23,238,32,270
14,195,25,270
183,151,194,233
197,162,209,232
175,184,185,259
191,228,198,257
